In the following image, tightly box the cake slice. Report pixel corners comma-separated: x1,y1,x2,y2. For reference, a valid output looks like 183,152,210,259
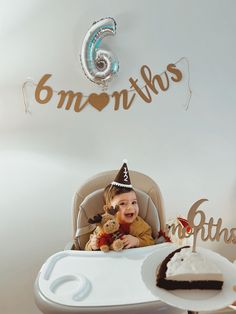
156,246,223,290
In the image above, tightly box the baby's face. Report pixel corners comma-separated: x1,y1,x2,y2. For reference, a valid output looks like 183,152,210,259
111,191,139,224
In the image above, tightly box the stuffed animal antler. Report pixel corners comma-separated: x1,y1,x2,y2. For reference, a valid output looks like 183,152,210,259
104,205,119,215
88,214,103,224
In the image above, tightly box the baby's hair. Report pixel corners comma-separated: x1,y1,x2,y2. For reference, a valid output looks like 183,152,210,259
103,184,134,205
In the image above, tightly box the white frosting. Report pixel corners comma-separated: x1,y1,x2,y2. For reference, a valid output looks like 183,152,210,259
166,248,223,281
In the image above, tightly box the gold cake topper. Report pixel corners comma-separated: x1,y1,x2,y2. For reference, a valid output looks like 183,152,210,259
166,198,236,252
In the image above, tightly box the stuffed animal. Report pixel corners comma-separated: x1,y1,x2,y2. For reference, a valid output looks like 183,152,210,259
88,205,125,252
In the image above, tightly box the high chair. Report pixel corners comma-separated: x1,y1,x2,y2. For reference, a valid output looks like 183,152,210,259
34,170,185,314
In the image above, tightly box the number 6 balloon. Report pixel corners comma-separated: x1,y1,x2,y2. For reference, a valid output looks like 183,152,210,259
80,17,119,86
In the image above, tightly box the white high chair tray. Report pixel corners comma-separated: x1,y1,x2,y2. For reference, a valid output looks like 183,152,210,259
38,244,170,307
141,245,236,312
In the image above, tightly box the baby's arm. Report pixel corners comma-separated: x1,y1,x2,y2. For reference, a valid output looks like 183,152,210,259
137,232,155,247
129,217,155,247
122,234,139,248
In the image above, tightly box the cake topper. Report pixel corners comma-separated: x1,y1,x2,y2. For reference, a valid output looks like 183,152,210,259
167,198,236,253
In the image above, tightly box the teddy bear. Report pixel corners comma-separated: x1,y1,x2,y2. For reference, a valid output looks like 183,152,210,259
88,205,125,252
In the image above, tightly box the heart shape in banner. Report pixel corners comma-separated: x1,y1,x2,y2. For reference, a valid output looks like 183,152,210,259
88,93,110,111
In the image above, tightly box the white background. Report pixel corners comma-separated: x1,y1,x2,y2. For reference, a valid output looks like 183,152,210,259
0,0,236,313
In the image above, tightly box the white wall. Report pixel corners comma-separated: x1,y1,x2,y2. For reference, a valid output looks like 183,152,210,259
1,0,236,313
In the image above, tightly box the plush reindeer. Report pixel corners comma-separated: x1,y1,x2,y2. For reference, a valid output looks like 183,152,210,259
88,205,125,252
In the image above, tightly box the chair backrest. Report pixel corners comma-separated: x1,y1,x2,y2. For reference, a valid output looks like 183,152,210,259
72,170,166,250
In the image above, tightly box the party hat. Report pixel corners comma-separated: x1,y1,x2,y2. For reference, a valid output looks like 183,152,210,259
111,159,132,188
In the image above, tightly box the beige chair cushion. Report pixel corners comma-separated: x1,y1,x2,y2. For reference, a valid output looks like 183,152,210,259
75,188,160,250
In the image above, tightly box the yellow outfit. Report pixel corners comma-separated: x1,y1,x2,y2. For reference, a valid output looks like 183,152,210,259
128,216,155,247
85,216,154,251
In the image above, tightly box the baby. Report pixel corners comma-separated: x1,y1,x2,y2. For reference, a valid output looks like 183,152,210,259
85,161,155,250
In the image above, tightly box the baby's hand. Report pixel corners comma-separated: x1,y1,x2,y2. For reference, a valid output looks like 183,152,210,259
122,234,139,249
90,234,99,250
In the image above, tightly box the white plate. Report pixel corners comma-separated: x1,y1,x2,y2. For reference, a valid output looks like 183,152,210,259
141,245,236,312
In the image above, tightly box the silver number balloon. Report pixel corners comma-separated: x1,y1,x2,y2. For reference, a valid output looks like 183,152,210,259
80,17,119,86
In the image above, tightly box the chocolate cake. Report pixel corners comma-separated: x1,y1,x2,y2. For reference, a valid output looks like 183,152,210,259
156,246,223,290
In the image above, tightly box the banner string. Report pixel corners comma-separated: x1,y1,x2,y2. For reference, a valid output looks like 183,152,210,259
22,56,192,114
